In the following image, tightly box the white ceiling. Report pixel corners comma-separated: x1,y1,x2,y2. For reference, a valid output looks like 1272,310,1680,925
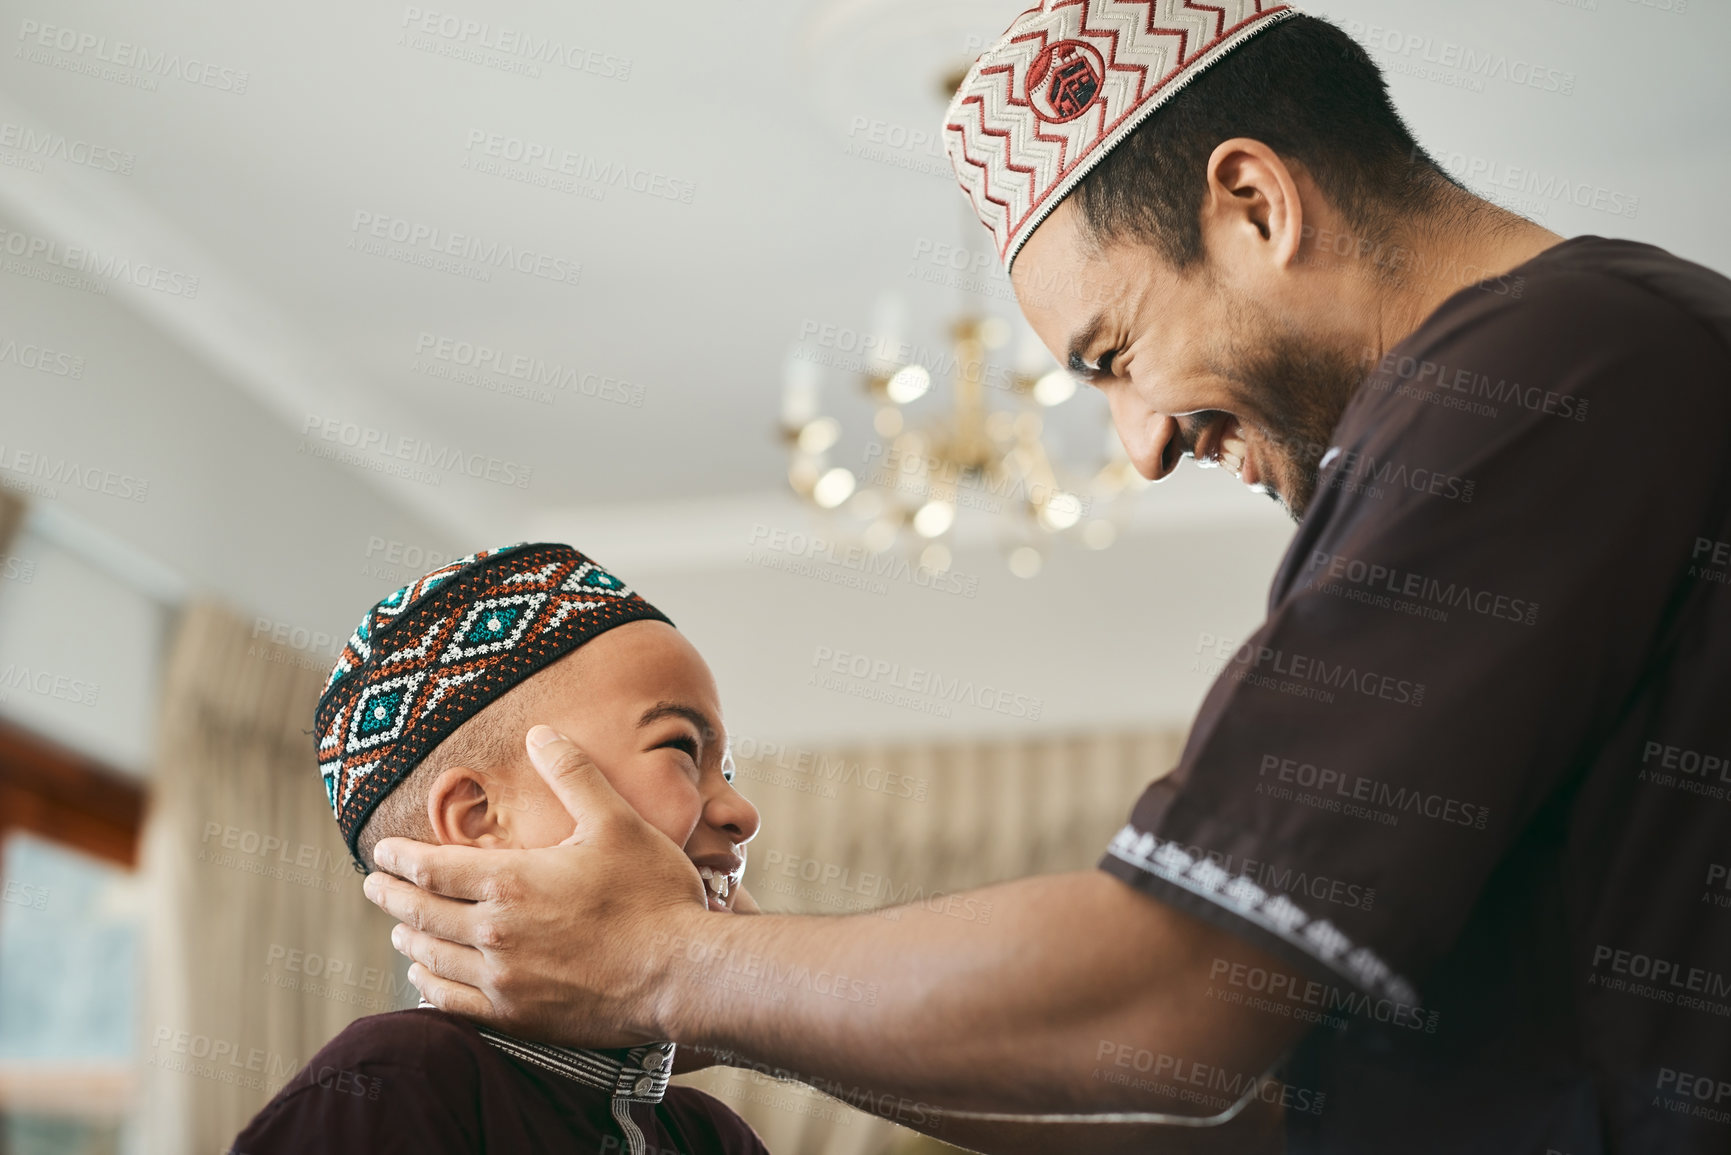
2,0,1727,554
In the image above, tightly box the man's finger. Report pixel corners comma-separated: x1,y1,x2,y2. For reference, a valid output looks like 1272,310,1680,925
365,869,486,941
524,725,635,842
391,922,488,987
371,837,501,902
408,963,495,1019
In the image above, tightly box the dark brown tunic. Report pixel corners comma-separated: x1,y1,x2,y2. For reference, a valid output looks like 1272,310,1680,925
230,1007,769,1155
1100,237,1731,1151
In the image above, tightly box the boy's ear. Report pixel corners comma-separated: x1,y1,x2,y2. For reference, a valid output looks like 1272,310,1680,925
426,767,510,848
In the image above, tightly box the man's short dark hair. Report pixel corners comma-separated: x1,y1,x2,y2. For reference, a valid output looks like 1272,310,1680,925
1072,15,1457,268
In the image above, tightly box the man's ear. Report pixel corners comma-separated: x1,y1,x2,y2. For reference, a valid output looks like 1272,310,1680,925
426,766,510,848
1200,137,1306,271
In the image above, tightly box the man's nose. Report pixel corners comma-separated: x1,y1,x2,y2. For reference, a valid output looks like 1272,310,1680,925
1107,392,1184,481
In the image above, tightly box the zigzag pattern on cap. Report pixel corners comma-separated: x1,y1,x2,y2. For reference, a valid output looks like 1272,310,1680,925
314,543,672,868
945,0,1295,270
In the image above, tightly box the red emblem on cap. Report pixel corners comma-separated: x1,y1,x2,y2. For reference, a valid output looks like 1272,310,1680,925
1028,39,1105,123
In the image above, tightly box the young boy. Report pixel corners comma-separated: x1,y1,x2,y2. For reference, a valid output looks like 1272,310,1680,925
232,543,768,1155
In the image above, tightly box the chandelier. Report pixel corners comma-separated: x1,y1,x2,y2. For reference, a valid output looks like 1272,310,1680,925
781,305,1150,579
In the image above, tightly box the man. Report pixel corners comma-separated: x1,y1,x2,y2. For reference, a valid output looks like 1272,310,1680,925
362,4,1731,1151
234,545,769,1154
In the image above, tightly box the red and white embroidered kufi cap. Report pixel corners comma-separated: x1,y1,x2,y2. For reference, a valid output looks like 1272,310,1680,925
945,1,1297,270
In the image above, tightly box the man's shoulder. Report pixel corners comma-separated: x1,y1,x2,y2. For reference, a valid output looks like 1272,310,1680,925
1432,236,1731,365
313,1006,487,1065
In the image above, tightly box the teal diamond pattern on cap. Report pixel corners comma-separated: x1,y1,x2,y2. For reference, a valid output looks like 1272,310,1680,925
467,605,520,645
441,592,547,664
561,562,630,598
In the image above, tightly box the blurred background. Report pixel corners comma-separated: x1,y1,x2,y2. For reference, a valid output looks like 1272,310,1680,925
0,0,1724,1152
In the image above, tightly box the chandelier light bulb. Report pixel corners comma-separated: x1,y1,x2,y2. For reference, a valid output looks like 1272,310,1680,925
1008,546,1044,579
913,500,956,538
886,365,932,405
863,518,899,554
850,489,885,520
1082,520,1118,550
920,543,953,573
813,467,857,509
874,406,904,437
797,417,841,455
978,316,1013,350
1033,369,1078,407
1039,492,1084,531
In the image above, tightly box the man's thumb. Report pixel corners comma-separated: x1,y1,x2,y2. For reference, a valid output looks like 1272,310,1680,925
524,725,627,835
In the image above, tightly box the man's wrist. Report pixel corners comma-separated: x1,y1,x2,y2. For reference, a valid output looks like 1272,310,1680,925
645,904,751,1047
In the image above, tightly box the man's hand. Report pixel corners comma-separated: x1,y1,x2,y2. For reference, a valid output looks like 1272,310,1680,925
364,725,706,1045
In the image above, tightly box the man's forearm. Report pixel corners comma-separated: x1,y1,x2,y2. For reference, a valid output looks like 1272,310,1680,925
656,870,1306,1117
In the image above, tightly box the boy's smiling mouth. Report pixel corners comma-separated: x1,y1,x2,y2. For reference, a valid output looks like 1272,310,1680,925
695,856,745,912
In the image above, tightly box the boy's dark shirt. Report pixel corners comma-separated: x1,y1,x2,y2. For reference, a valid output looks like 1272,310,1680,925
231,1007,769,1154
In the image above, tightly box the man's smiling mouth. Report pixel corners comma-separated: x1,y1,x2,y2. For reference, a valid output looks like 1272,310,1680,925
1190,413,1262,489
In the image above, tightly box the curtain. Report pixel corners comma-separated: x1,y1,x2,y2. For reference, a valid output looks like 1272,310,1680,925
0,492,25,557
136,603,411,1155
680,729,1184,1155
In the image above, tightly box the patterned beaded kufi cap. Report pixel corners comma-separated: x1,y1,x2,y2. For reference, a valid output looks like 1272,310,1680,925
944,0,1296,271
315,543,671,867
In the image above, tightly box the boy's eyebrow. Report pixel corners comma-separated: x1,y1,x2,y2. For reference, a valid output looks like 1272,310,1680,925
638,701,718,739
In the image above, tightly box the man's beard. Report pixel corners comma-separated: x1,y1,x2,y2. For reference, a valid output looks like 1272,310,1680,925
1211,299,1366,522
